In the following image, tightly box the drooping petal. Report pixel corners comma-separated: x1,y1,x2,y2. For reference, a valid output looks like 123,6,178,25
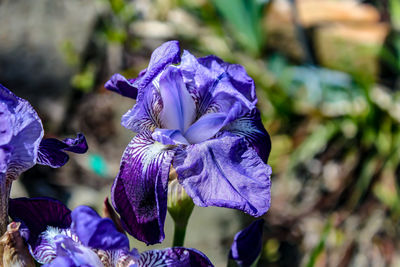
139,247,213,267
222,109,271,163
8,197,71,246
135,41,181,101
184,113,226,144
0,84,44,180
152,129,189,145
174,136,271,217
71,206,129,251
158,66,196,132
105,73,138,99
0,146,11,173
121,83,163,133
229,219,264,267
37,133,88,168
111,131,175,245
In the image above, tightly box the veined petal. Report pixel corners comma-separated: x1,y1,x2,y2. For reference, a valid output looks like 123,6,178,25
139,247,213,267
135,41,181,101
0,84,44,180
111,131,175,245
0,146,11,173
121,83,163,133
105,73,138,99
8,197,72,247
152,129,189,145
71,206,129,251
37,133,88,168
158,66,196,132
229,219,264,267
174,136,271,217
184,113,226,144
222,109,271,163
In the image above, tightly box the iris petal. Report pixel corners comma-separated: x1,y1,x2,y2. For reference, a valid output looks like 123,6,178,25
8,197,72,246
174,136,271,217
37,133,88,168
0,84,44,180
105,73,138,99
136,41,181,101
139,247,213,267
71,206,129,251
222,109,271,163
158,66,196,132
111,131,175,245
229,219,264,267
152,129,189,145
121,83,163,133
184,113,226,144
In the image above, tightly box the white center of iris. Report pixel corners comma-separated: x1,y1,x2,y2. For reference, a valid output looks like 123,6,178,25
153,67,226,145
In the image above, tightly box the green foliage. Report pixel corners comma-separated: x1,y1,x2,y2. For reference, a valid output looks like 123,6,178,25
211,0,269,55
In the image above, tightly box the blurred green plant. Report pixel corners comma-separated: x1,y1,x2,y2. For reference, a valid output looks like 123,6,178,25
211,0,269,56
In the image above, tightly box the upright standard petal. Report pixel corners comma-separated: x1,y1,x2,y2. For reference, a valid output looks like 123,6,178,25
158,66,196,132
135,41,181,100
139,247,213,267
0,84,44,180
174,136,271,217
71,206,129,251
111,131,175,245
37,133,88,168
178,52,257,125
229,219,264,267
222,109,271,163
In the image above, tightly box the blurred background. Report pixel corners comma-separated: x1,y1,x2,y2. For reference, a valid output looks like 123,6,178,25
1,0,400,266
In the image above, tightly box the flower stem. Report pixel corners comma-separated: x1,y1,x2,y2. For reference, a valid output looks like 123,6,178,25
172,220,188,247
0,175,10,235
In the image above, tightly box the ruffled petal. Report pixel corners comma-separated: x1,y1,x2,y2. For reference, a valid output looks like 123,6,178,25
229,219,264,266
121,83,163,133
0,84,44,180
37,133,88,168
135,41,181,101
179,52,257,125
139,247,213,267
111,131,175,245
8,197,71,246
222,109,271,163
105,73,138,99
71,206,129,251
158,66,196,132
174,136,271,217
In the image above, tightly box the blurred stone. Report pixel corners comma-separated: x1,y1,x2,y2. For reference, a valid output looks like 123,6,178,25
314,23,389,79
0,0,103,105
297,0,380,27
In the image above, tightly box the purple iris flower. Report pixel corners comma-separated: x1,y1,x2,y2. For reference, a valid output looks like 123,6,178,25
9,197,213,267
105,41,272,244
0,84,88,233
229,219,264,267
0,84,88,175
